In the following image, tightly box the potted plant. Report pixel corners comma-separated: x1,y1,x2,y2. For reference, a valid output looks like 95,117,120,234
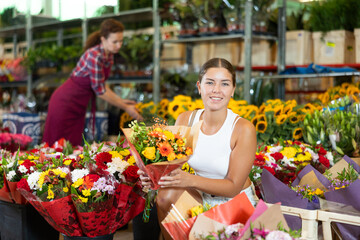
171,1,199,36
308,0,360,64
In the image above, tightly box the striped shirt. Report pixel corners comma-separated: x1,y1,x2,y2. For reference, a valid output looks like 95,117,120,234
71,43,113,95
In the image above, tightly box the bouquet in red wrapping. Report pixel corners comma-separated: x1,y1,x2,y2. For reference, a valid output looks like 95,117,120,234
18,164,84,236
70,169,118,237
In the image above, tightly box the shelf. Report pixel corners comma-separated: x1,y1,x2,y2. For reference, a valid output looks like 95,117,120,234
237,63,360,72
163,32,276,43
88,8,154,24
0,81,28,88
285,90,326,94
254,71,360,80
107,78,153,84
0,25,26,38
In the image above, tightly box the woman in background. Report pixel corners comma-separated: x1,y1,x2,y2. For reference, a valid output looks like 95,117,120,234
43,19,142,146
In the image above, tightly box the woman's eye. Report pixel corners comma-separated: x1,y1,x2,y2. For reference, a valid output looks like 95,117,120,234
222,83,230,86
205,81,213,85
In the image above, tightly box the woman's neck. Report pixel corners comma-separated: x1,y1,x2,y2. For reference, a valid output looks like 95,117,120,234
200,108,228,135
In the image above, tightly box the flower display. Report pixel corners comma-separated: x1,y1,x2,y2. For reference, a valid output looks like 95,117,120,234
0,132,32,152
250,141,335,185
318,82,360,106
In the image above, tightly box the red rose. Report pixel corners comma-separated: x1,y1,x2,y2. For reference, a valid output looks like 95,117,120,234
254,154,265,166
17,178,30,192
263,166,275,175
123,166,140,183
84,174,101,183
318,155,330,168
293,141,302,145
270,152,283,162
95,152,112,170
55,147,63,152
316,146,327,155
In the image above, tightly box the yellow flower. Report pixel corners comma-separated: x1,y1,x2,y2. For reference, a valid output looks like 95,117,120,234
194,99,204,109
109,151,122,159
296,152,312,162
28,155,39,160
281,147,297,159
288,112,299,124
120,112,133,128
284,105,293,115
82,189,91,197
127,156,136,166
189,205,204,218
314,188,324,196
276,114,287,125
63,187,69,193
174,95,192,102
167,152,176,161
79,154,84,159
73,178,84,188
47,188,54,200
142,147,156,160
120,149,130,156
164,130,175,141
79,196,88,203
273,105,284,117
255,121,267,133
293,128,303,140
176,153,185,159
185,147,193,156
63,160,72,166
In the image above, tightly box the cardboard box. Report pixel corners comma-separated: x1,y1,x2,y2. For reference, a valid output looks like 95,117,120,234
286,30,313,65
312,30,355,64
239,39,275,66
354,29,360,63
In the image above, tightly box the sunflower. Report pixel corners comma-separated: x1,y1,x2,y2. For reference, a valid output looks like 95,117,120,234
283,105,293,115
288,112,299,124
251,116,259,126
186,102,197,111
157,109,167,119
258,104,266,113
276,114,287,125
256,121,267,133
120,112,132,128
257,114,266,122
339,88,346,96
194,99,204,109
159,99,169,108
168,100,185,119
174,95,192,102
273,105,284,117
285,99,297,106
293,128,303,140
341,82,350,89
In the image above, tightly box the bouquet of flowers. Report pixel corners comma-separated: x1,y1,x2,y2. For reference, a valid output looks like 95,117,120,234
122,120,197,190
0,131,32,152
251,140,335,185
70,169,118,237
2,150,41,204
18,164,84,236
162,191,255,240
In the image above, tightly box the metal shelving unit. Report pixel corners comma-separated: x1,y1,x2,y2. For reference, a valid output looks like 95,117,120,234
0,1,161,102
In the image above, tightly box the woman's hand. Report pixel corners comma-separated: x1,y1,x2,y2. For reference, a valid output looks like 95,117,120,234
158,169,193,188
138,169,152,188
125,103,143,121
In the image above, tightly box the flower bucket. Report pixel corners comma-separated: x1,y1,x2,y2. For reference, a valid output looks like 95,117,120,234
62,233,114,240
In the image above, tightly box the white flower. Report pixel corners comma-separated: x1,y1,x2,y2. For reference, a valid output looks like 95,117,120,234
326,152,334,166
6,170,16,181
18,165,28,174
57,167,70,174
27,171,42,190
264,152,276,164
268,146,283,153
265,230,292,240
107,157,129,174
6,161,14,168
71,169,89,183
305,148,318,162
281,156,296,168
225,223,242,236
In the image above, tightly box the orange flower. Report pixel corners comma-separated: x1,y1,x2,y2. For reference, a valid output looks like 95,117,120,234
185,147,193,156
167,152,176,161
176,154,185,159
158,141,173,157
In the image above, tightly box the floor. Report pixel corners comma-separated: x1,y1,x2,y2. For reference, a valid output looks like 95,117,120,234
113,221,134,240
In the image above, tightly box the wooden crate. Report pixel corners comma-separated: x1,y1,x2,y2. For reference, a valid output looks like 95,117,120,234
354,29,360,63
239,39,275,67
286,30,313,65
160,43,186,68
312,30,355,64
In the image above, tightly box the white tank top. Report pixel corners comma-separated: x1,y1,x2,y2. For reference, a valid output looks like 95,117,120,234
188,109,240,179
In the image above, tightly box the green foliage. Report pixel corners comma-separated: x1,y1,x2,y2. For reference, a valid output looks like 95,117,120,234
308,0,360,32
287,6,309,31
0,7,16,27
118,34,153,71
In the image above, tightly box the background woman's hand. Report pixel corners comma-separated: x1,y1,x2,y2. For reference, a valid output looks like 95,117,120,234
125,103,143,121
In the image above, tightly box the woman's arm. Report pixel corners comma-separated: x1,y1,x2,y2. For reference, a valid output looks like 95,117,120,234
98,85,142,120
159,114,257,198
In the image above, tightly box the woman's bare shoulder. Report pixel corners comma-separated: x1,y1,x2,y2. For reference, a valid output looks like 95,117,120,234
175,111,193,126
233,117,256,137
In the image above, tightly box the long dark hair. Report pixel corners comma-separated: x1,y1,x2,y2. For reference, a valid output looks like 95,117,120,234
198,58,236,87
84,18,124,51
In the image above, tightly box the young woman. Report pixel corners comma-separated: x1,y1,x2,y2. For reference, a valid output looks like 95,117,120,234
139,58,257,240
43,19,142,146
